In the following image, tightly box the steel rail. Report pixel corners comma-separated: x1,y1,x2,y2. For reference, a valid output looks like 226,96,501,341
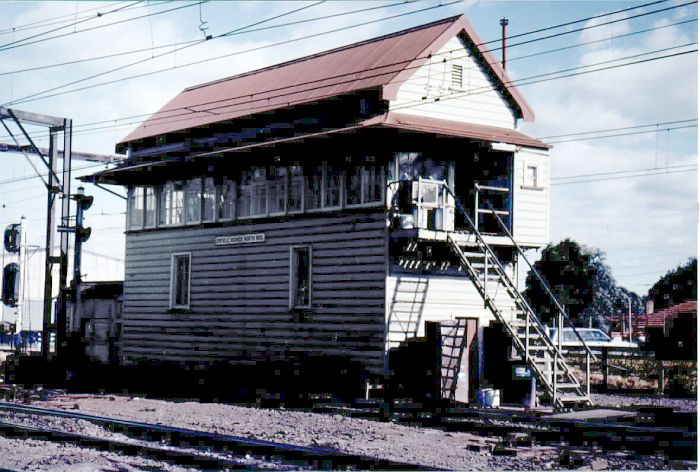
0,419,253,470
0,402,435,470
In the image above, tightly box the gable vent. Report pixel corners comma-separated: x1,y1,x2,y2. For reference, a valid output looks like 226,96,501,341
451,64,463,89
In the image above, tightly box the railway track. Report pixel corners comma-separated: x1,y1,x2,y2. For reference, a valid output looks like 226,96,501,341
0,403,434,470
313,400,697,460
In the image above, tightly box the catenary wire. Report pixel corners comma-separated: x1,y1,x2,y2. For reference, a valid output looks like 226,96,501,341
0,2,143,51
3,0,327,105
1,0,693,140
0,1,128,36
0,1,203,53
5,0,693,107
545,124,698,144
538,119,698,139
551,168,696,185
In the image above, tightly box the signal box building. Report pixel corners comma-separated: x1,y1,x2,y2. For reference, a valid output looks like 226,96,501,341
87,16,591,407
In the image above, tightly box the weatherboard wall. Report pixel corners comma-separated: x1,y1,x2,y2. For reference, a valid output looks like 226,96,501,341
389,35,516,129
120,212,388,372
512,147,550,248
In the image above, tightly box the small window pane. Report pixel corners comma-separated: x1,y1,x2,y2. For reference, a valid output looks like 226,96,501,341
362,165,382,203
305,165,322,211
170,181,185,225
525,166,538,188
185,179,202,224
218,178,236,220
345,165,362,206
324,163,341,208
202,177,216,222
144,187,156,228
238,171,252,218
269,167,287,214
288,166,304,213
128,187,144,230
159,183,169,226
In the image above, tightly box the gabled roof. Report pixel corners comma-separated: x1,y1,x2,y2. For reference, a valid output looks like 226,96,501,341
119,15,534,146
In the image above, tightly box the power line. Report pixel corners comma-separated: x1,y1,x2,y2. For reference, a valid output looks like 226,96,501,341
0,1,142,51
538,119,698,139
5,0,692,107
508,17,698,65
546,124,698,144
0,1,202,53
552,164,697,181
0,1,129,36
3,0,327,106
551,168,697,186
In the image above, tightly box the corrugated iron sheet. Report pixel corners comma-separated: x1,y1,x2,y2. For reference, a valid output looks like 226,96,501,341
120,15,535,145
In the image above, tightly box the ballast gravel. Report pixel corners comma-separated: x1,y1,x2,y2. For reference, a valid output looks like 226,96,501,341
3,393,687,470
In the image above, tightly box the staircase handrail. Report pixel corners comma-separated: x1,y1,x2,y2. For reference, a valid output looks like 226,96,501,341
482,199,598,360
441,186,553,341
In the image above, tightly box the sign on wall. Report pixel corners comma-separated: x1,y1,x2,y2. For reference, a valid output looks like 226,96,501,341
214,233,265,246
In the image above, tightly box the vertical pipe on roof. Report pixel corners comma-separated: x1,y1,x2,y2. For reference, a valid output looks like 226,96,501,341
500,18,508,70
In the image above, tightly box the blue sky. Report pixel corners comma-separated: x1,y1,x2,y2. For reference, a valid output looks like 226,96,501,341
0,0,696,329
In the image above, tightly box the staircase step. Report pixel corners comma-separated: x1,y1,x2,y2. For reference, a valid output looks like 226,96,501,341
558,394,589,403
555,383,581,389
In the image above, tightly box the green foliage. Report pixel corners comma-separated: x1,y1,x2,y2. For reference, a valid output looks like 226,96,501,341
648,258,697,310
525,239,643,329
525,239,595,326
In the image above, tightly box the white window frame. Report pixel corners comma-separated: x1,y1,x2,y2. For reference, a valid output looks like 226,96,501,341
289,245,312,310
170,252,191,310
522,164,543,190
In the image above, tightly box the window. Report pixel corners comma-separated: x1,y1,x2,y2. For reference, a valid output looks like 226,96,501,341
237,171,253,218
128,187,144,230
144,187,156,228
269,167,287,215
290,246,311,309
525,165,538,188
251,166,267,216
451,64,463,89
170,253,191,309
202,177,216,223
218,178,236,221
184,178,202,224
288,165,304,213
305,165,322,211
323,162,342,208
159,181,185,226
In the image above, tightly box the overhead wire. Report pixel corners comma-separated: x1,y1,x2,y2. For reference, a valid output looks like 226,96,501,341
538,119,698,140
2,0,461,107
0,2,143,51
0,1,202,53
6,0,693,107
0,1,128,36
0,0,694,137
551,168,697,186
3,0,327,106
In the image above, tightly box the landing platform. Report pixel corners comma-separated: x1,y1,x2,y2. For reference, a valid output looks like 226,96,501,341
390,228,515,247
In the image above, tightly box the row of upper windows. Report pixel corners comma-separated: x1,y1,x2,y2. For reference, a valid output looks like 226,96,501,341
127,160,386,231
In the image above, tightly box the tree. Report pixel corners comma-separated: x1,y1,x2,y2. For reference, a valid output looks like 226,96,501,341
525,239,595,326
525,239,643,329
648,258,697,310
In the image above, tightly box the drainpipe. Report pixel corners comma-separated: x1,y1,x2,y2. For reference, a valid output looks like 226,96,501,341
500,18,509,70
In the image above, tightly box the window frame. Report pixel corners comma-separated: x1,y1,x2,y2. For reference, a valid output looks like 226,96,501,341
289,245,312,310
522,164,543,190
170,252,192,310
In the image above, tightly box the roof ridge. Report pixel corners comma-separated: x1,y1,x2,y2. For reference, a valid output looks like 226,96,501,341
183,14,463,93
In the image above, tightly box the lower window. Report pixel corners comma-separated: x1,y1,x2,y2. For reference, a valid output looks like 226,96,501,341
170,253,191,309
290,246,312,310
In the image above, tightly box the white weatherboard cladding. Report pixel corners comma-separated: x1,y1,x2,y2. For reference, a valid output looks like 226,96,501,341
389,35,516,128
385,270,519,349
513,147,550,247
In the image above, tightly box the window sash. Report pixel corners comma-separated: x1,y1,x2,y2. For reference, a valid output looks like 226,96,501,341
290,246,312,309
170,253,191,309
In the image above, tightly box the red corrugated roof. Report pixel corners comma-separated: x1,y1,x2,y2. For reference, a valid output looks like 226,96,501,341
378,113,548,149
119,15,534,145
642,301,696,328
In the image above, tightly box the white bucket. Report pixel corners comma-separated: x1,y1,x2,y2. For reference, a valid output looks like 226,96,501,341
485,389,501,408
